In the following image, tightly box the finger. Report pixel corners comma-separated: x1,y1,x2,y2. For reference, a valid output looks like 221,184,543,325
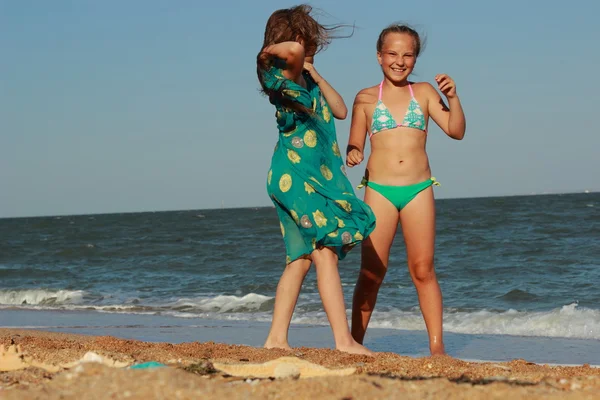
439,82,451,93
350,158,362,167
438,78,452,88
442,80,454,90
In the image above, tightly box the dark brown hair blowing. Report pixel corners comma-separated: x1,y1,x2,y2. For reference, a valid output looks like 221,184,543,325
257,5,351,114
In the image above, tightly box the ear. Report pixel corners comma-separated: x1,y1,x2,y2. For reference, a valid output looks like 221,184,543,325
376,51,383,66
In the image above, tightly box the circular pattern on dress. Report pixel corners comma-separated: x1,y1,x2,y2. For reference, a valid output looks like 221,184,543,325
304,130,317,147
336,200,352,212
291,136,304,148
320,165,333,180
290,210,300,224
322,105,331,123
287,149,301,164
312,210,327,228
332,142,341,157
279,174,292,193
342,231,352,244
300,215,313,228
304,182,315,194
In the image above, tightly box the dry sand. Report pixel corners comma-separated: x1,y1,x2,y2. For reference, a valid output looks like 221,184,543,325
1,328,599,399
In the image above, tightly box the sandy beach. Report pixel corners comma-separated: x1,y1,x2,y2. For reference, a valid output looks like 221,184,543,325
1,329,599,399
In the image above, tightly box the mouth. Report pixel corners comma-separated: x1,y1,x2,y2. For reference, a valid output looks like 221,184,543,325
391,67,406,73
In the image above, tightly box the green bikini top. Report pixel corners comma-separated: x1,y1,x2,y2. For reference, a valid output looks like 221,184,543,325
370,81,426,137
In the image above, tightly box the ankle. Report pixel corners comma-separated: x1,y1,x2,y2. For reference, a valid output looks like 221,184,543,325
334,334,356,348
429,341,445,355
265,333,288,346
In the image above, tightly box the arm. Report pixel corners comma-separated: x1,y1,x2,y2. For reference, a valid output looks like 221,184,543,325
426,75,466,140
303,63,347,119
346,91,369,167
259,41,305,82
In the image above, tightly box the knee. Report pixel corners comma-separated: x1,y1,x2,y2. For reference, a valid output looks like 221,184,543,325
358,264,387,290
409,258,436,285
359,243,388,289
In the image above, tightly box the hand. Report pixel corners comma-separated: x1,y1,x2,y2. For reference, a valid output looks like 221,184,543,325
435,74,457,98
346,149,364,167
303,62,322,84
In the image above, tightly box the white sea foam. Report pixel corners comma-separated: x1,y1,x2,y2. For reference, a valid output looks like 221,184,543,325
0,289,85,305
2,290,598,340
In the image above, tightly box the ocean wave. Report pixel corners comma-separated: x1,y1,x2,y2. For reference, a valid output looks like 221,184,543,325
367,303,600,340
0,289,85,305
0,291,273,315
166,294,273,313
2,290,598,340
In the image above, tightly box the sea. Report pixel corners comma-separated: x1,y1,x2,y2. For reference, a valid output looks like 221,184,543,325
1,192,599,365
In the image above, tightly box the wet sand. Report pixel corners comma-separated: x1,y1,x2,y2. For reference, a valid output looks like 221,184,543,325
1,328,599,399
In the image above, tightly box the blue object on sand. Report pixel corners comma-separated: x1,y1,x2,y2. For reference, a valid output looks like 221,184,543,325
129,361,167,369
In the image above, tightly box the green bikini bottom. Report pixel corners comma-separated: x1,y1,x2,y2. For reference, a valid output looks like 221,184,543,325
358,177,440,211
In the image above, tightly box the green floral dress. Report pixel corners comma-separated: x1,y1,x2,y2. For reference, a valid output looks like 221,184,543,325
263,67,376,264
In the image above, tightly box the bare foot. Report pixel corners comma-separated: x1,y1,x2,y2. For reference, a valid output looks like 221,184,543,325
430,343,446,356
336,341,375,356
264,340,291,350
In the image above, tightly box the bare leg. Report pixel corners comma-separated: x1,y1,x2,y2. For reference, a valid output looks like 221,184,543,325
400,187,445,355
351,187,399,344
264,258,312,349
311,247,373,356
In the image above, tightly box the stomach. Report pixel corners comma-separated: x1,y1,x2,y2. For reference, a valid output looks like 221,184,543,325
365,128,431,185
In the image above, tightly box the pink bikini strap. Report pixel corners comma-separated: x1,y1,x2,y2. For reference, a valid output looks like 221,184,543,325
382,81,415,98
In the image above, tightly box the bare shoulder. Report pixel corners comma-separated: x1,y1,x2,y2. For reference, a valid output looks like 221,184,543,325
411,81,439,99
354,85,379,106
411,81,436,92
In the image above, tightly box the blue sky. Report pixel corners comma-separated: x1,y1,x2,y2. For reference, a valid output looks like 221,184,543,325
1,0,599,218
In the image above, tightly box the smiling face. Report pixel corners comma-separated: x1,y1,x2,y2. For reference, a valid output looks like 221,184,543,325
377,32,417,84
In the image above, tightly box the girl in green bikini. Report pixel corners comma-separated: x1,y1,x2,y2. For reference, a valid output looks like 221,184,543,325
347,24,466,355
257,5,376,355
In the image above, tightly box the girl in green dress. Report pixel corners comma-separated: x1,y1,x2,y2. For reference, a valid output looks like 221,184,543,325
257,5,376,355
